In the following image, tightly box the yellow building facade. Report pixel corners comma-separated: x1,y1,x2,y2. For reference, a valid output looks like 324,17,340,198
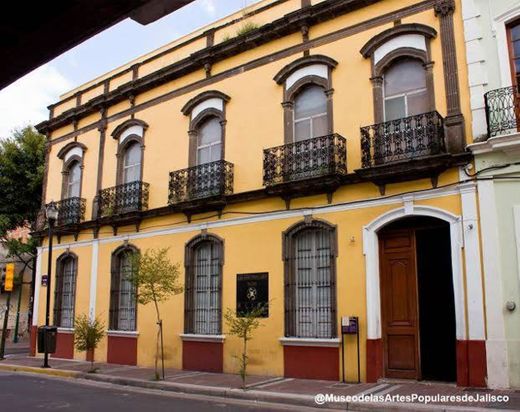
33,0,487,387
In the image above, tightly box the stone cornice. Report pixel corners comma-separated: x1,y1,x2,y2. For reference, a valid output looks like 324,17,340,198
36,0,381,135
468,132,520,157
181,90,230,115
273,54,338,84
360,23,437,58
56,141,87,159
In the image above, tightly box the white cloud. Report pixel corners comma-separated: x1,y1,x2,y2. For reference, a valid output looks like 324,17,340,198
0,64,72,138
199,0,217,16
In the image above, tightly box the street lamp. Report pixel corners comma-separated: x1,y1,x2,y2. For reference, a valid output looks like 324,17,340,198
43,201,58,368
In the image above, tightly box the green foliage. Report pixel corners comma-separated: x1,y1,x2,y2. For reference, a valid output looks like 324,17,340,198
236,21,259,37
130,248,183,307
73,314,105,372
0,126,46,234
222,33,232,42
2,235,39,272
130,248,183,380
224,303,266,389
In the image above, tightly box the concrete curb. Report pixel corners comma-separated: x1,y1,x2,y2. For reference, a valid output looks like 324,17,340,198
0,363,80,379
0,363,509,411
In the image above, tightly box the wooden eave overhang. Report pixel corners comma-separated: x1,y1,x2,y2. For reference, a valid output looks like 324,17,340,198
36,0,380,135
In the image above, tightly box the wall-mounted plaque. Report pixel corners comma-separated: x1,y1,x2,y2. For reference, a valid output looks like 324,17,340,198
236,272,268,317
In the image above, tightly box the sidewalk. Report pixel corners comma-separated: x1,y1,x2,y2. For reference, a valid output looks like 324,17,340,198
0,354,518,411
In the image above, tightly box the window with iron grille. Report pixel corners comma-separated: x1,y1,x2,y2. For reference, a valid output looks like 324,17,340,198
109,246,138,331
284,221,337,338
185,235,223,335
54,254,77,328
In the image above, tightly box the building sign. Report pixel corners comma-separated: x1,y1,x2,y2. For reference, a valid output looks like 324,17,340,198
341,316,359,334
4,263,14,292
236,272,268,317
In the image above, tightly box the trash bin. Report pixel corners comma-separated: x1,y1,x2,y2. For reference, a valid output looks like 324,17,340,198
37,326,57,354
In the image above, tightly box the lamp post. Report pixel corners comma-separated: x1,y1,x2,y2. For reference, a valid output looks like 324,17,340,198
43,201,58,368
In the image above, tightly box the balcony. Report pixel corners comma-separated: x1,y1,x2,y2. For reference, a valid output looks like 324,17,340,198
484,86,520,138
98,181,149,218
168,160,234,217
356,111,451,193
263,134,347,203
55,197,86,227
35,197,86,232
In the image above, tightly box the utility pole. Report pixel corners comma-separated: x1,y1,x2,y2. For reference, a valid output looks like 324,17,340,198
0,263,15,359
13,274,24,343
0,291,12,359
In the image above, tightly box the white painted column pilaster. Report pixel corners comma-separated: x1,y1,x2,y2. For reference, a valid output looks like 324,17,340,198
363,227,381,340
477,179,510,388
88,239,99,321
449,219,466,341
32,247,43,326
460,182,486,341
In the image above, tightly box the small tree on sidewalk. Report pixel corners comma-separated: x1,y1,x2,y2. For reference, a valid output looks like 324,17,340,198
130,248,182,380
73,314,105,373
224,303,266,389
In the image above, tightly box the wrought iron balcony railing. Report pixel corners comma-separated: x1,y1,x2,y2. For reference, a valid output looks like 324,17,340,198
98,181,149,217
263,133,347,186
168,160,234,204
360,111,446,168
34,197,86,231
484,86,520,138
55,197,86,226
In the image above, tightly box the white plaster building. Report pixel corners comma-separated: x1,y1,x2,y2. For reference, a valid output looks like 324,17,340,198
463,0,520,389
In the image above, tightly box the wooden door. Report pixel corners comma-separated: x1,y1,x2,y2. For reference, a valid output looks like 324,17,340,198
379,229,420,380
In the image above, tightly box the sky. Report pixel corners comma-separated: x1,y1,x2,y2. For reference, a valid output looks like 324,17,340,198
0,0,261,138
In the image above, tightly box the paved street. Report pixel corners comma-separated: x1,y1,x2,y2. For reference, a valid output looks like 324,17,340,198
0,371,322,412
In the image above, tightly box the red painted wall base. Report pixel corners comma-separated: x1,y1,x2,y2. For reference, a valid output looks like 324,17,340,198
284,345,339,380
456,340,487,387
183,340,223,373
107,335,138,365
366,338,487,387
366,338,383,383
52,332,74,359
29,325,37,356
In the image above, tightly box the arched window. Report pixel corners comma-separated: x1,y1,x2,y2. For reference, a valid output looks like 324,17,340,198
359,24,437,124
294,85,328,142
284,220,337,338
65,160,82,198
54,253,77,328
122,142,142,184
273,55,337,144
110,246,138,331
197,117,222,165
181,90,230,168
111,119,147,186
384,58,429,121
58,141,86,201
185,235,223,335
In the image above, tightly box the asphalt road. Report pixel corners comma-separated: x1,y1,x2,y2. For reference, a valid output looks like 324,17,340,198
0,371,321,412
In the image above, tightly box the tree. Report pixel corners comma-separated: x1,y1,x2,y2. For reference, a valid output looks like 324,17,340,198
0,126,45,340
73,314,105,373
224,303,266,389
130,248,182,380
0,126,46,233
